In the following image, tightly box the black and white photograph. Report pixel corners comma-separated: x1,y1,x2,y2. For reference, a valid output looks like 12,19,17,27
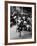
10,6,32,39
5,1,36,45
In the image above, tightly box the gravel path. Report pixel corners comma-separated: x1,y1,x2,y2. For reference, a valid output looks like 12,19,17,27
10,25,32,40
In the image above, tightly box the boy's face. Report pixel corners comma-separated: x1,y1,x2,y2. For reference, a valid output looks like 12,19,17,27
22,16,25,20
